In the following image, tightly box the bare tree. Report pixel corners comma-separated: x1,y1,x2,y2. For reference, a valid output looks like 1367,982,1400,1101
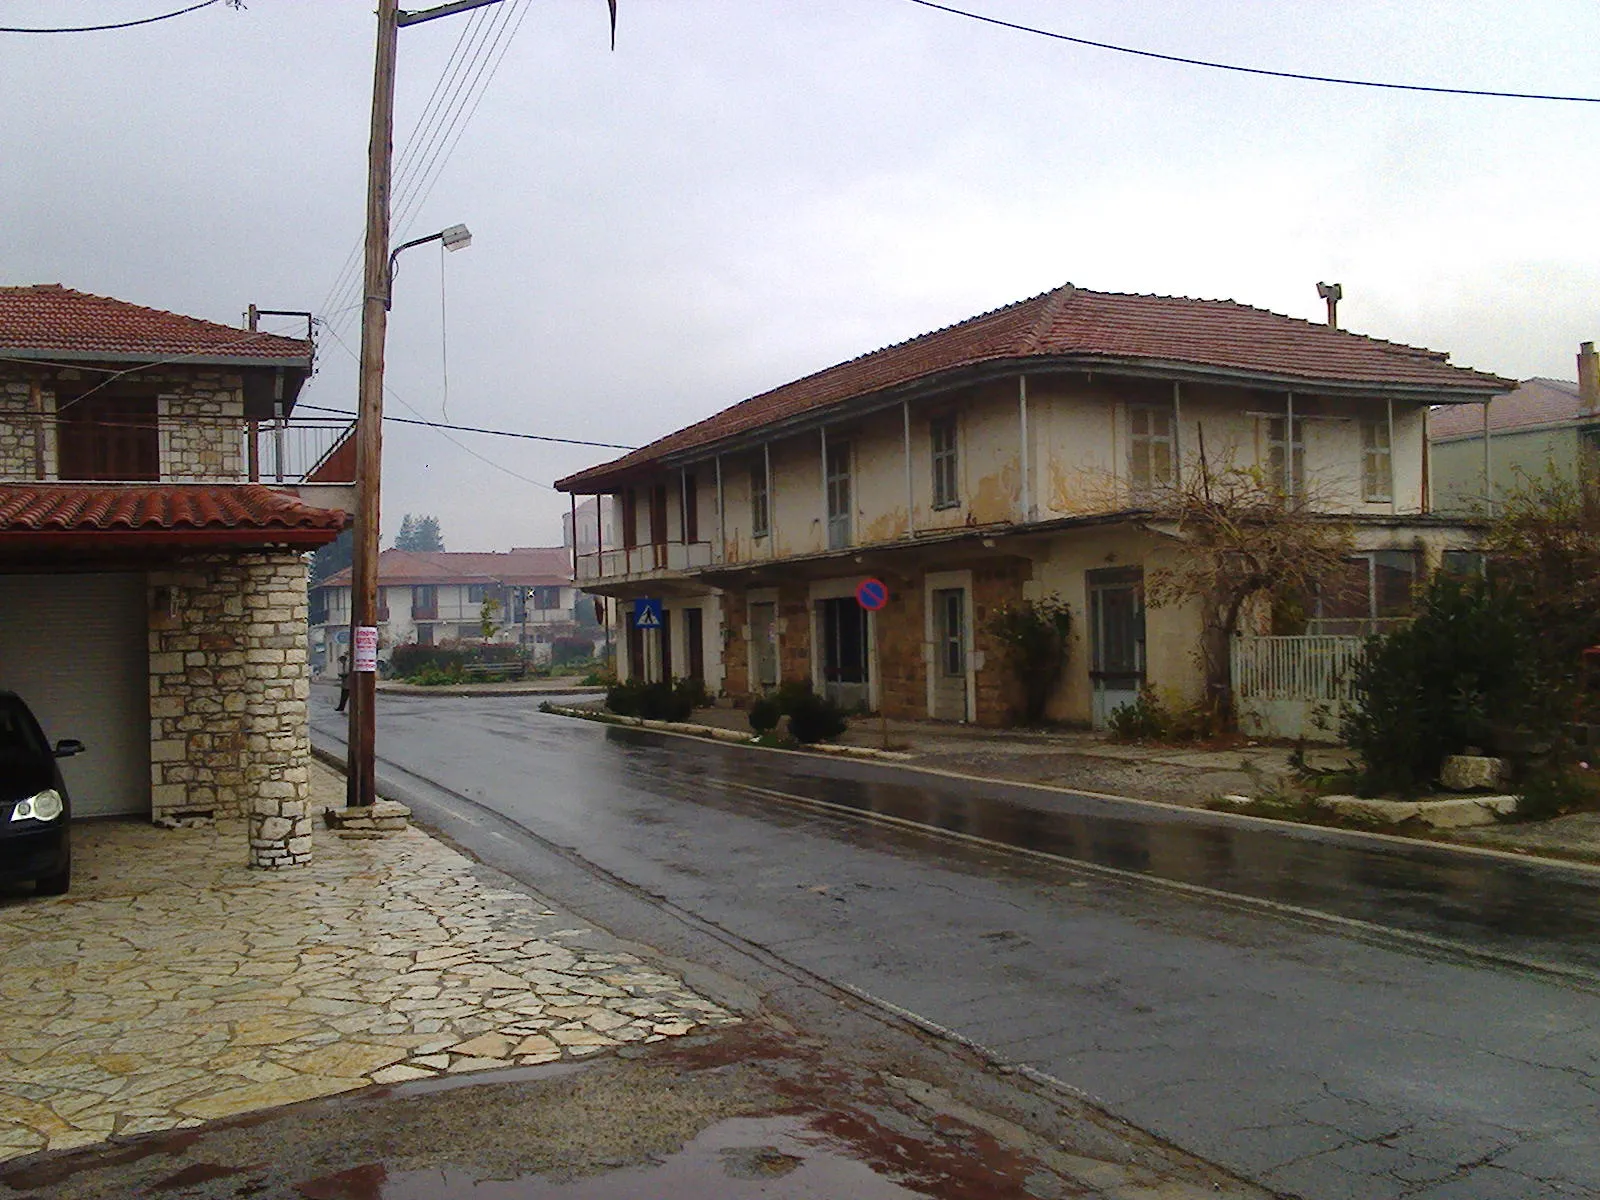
1140,440,1353,727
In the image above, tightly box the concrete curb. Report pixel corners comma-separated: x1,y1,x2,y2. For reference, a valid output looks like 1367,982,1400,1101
378,684,606,698
540,703,918,762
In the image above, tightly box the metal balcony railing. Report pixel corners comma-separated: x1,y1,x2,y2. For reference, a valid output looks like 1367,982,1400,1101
575,541,713,583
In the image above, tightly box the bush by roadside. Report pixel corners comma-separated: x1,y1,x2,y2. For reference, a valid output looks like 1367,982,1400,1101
744,680,849,744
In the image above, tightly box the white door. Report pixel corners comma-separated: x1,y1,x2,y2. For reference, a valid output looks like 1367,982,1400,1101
0,573,151,817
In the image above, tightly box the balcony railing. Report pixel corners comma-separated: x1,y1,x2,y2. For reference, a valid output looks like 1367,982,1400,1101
0,412,357,485
411,605,439,620
576,541,713,583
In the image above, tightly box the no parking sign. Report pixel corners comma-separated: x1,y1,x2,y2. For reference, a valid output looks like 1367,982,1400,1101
855,578,888,611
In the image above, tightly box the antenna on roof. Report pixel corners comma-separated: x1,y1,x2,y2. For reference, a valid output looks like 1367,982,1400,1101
1316,282,1342,329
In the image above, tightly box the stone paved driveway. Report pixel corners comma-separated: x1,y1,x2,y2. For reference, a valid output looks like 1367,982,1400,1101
0,765,734,1162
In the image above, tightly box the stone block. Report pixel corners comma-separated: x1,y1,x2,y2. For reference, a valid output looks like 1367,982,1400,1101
252,816,292,842
1316,793,1518,828
1440,755,1508,792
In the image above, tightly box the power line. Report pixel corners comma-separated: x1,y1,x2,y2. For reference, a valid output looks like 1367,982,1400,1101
903,0,1600,103
296,403,637,450
0,0,226,34
316,319,560,490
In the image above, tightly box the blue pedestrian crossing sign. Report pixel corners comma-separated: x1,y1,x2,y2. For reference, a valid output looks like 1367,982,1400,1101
632,597,664,630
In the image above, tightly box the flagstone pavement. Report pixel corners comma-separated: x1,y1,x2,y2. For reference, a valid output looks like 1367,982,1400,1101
0,764,736,1163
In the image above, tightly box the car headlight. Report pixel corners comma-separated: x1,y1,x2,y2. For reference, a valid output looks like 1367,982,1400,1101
10,789,64,823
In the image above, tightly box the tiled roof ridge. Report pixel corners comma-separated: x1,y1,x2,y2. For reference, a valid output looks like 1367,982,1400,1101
0,283,311,357
1069,286,1455,365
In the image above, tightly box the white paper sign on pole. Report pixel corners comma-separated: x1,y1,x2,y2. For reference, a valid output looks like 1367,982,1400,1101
353,626,379,673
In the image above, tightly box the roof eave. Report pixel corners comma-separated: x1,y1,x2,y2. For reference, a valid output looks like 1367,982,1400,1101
0,347,313,370
557,352,1512,492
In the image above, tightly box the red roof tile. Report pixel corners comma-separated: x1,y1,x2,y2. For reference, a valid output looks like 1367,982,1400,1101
558,284,1513,491
320,547,572,589
0,484,347,547
1428,378,1587,439
0,284,309,363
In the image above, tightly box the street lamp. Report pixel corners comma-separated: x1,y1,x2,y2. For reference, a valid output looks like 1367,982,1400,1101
346,220,472,810
386,224,472,308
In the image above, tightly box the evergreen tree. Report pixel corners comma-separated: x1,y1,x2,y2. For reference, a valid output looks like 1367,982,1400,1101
394,514,444,551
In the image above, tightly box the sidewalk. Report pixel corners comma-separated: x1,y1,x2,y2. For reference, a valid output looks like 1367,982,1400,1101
0,762,732,1161
558,701,1600,863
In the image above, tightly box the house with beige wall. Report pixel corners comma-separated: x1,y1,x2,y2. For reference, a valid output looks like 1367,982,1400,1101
557,284,1509,728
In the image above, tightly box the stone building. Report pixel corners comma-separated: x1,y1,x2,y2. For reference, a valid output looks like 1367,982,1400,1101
0,284,348,868
557,283,1510,728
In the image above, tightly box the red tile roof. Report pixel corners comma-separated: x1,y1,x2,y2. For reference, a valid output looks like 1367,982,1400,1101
320,547,572,589
0,484,347,548
0,284,310,363
557,284,1513,491
1428,378,1587,439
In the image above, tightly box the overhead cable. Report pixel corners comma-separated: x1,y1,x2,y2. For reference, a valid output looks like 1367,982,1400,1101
296,403,638,450
903,0,1600,103
0,0,224,34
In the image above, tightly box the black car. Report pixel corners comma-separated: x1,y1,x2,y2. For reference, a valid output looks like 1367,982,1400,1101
0,691,83,896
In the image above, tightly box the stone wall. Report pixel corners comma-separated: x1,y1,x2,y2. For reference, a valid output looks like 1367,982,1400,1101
0,374,55,480
970,558,1030,725
156,371,245,479
0,363,243,482
147,550,313,868
873,572,927,720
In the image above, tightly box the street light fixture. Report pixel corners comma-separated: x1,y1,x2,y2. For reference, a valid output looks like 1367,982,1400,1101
385,223,472,309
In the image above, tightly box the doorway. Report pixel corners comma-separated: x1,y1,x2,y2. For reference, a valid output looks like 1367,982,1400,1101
1088,566,1144,729
749,601,778,692
931,587,968,721
817,596,869,710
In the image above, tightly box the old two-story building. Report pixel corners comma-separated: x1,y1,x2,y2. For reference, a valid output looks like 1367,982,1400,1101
557,284,1510,727
1429,341,1598,514
315,547,581,667
0,285,351,868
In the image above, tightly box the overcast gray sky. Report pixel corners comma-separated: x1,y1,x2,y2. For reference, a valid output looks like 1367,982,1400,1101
6,0,1597,550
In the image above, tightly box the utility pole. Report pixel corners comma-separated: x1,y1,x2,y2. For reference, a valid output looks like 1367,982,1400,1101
347,0,502,808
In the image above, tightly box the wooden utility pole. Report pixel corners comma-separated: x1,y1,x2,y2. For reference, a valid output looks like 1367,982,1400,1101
347,0,504,808
348,0,401,808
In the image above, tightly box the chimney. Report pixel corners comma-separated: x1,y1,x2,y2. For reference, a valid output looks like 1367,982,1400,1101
1316,281,1342,329
1579,341,1598,414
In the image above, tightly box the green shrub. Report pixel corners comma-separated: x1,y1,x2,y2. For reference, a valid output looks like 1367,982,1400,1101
1343,574,1548,795
605,679,694,722
748,697,781,734
1517,764,1600,822
406,663,461,686
786,690,849,743
1107,688,1170,742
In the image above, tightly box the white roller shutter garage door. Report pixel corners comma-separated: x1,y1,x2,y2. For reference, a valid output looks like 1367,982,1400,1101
0,573,151,817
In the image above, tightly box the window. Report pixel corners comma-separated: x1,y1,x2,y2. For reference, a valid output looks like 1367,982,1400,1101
1360,419,1392,502
1264,416,1305,500
57,391,158,481
1128,406,1175,494
750,458,770,539
466,584,487,604
411,584,437,619
532,585,562,610
826,441,852,549
931,416,960,509
1440,550,1486,579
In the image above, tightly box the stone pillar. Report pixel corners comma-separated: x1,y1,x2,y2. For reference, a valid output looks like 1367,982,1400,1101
148,550,316,868
242,553,313,869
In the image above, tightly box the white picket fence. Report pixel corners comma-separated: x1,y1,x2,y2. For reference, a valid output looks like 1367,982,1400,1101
1231,635,1367,743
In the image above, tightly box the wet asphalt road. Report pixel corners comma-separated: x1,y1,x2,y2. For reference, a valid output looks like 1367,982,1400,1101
311,694,1600,1200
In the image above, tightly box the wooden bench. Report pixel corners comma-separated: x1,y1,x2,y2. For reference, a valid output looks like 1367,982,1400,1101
459,662,528,683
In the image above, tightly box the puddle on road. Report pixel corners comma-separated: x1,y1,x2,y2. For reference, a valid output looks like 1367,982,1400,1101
297,1115,932,1199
